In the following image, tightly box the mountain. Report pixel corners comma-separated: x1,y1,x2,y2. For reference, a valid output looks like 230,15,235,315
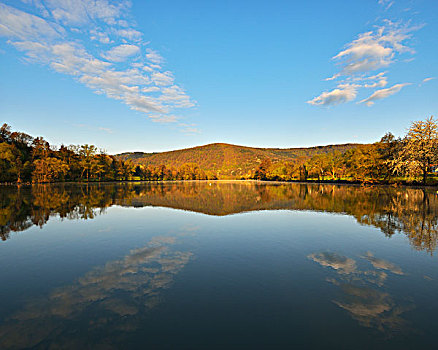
116,142,360,179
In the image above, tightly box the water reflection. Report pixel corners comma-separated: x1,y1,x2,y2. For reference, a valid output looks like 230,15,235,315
0,236,192,349
308,252,357,275
362,252,404,275
1,182,438,252
309,251,413,334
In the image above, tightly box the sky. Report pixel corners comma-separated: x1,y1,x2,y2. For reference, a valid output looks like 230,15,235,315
0,0,437,154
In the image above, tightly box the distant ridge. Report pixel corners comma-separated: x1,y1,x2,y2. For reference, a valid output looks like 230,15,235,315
116,142,361,179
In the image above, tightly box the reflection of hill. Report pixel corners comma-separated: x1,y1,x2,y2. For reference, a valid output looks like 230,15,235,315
121,182,308,215
1,182,438,252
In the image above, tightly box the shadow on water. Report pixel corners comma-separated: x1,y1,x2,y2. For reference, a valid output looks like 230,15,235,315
2,181,438,253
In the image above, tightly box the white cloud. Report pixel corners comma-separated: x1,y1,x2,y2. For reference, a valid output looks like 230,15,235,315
0,1,195,124
98,126,114,134
116,28,142,41
159,85,194,108
146,49,163,64
45,0,129,26
333,24,413,76
0,3,63,40
364,76,387,88
309,18,419,107
422,77,435,84
102,44,140,62
142,86,160,93
378,0,394,10
149,114,179,123
307,84,357,106
90,29,112,44
359,83,410,106
151,71,175,86
181,126,201,134
325,73,340,81
122,94,166,114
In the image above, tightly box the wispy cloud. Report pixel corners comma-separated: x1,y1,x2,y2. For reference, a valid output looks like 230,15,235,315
150,114,179,123
181,127,201,134
378,0,394,11
359,83,410,106
421,77,435,84
363,73,388,88
178,123,201,135
101,44,140,62
0,1,195,129
98,126,114,134
308,11,420,107
307,84,358,106
332,21,415,77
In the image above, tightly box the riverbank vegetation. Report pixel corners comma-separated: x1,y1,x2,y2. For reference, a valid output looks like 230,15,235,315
1,116,437,185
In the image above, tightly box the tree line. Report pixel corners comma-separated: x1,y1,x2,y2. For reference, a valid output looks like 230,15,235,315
0,124,135,183
1,116,437,184
0,123,209,183
253,116,438,185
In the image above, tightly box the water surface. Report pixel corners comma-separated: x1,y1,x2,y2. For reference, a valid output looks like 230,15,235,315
1,182,437,349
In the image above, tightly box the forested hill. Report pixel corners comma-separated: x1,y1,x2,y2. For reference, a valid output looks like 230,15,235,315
1,116,436,183
116,143,360,179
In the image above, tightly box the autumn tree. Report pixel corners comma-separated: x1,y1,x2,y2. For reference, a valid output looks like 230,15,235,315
394,116,438,184
79,144,98,181
343,144,383,183
326,152,346,180
31,137,52,182
0,143,21,182
33,157,69,182
254,159,272,180
179,163,206,180
377,132,400,181
307,154,330,180
122,159,136,180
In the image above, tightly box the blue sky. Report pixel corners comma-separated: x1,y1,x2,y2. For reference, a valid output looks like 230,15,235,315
0,0,437,154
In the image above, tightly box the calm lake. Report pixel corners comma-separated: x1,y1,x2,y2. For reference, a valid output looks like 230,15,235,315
1,181,437,349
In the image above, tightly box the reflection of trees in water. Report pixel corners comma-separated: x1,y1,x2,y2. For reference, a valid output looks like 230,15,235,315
308,251,414,334
1,182,437,252
0,236,192,349
0,184,135,241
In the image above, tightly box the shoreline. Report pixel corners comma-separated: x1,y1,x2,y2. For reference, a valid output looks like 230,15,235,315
1,178,437,189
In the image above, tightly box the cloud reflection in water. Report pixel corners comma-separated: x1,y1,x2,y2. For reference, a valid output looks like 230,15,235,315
308,251,413,334
0,236,192,349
